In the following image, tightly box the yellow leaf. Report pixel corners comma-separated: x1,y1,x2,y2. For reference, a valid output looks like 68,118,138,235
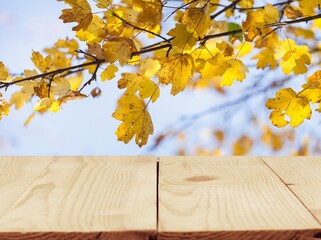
307,70,321,83
101,64,118,81
157,53,194,95
201,55,231,79
24,112,36,127
31,51,52,73
237,0,254,8
0,62,9,81
112,95,154,147
263,4,279,24
284,5,303,20
67,74,83,90
235,42,252,58
34,98,54,114
59,90,87,103
103,37,137,66
0,99,10,120
220,59,248,87
50,78,71,98
275,39,311,75
50,100,61,112
233,135,253,155
59,0,93,31
167,24,198,50
300,83,321,103
252,48,277,69
181,7,211,37
242,10,265,41
266,88,311,127
118,73,160,102
140,58,161,78
269,110,288,127
95,0,111,8
76,15,107,44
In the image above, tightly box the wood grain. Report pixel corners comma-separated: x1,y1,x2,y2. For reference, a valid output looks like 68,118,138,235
158,156,321,240
0,156,156,240
262,156,321,224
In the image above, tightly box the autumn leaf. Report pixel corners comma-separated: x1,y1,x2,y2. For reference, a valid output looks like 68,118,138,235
266,88,312,127
157,53,194,95
220,59,248,86
0,62,9,81
118,73,160,102
284,5,303,20
252,48,277,69
50,78,71,98
140,58,161,78
34,98,54,114
0,99,10,120
233,135,253,155
242,10,265,41
76,15,107,43
167,24,198,50
180,7,211,37
31,51,52,73
275,39,311,75
103,37,137,66
112,95,153,147
59,0,93,31
101,64,118,81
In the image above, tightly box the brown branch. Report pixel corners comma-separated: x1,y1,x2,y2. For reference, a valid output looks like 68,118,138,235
202,13,321,42
0,59,104,90
2,13,320,92
210,0,242,20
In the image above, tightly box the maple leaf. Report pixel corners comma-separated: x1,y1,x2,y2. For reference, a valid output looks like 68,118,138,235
266,88,312,127
180,7,211,38
118,73,160,102
252,48,277,69
31,51,52,73
157,53,194,95
50,78,71,98
220,59,248,87
167,24,198,50
59,0,93,31
284,5,303,20
233,135,253,155
140,59,161,78
112,95,154,147
275,39,311,75
201,54,231,79
262,4,279,24
242,10,265,41
0,99,10,120
0,62,9,81
76,15,107,44
34,98,54,114
101,64,119,81
103,37,137,66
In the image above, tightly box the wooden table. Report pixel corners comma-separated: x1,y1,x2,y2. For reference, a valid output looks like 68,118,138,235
0,156,321,240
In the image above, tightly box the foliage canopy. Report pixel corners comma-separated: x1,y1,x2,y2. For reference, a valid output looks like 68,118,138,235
1,0,321,153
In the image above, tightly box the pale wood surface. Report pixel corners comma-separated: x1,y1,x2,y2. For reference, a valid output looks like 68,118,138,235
158,156,321,240
262,156,321,224
0,156,156,239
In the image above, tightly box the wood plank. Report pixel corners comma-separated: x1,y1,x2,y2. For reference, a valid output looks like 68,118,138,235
0,156,157,240
158,156,321,240
261,156,321,224
0,157,54,217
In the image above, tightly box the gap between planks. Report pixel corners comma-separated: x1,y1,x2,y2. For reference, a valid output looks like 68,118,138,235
259,156,321,227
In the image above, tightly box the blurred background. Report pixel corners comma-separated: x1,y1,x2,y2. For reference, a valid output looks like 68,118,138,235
0,0,319,156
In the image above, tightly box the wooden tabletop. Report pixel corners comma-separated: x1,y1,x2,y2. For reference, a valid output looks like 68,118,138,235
0,156,321,240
